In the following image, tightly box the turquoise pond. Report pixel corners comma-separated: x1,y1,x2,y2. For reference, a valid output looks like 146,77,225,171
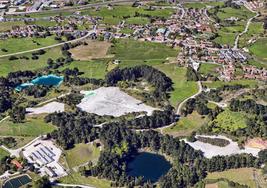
127,152,171,182
16,74,64,91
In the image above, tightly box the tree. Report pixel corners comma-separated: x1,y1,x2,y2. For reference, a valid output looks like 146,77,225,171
9,106,26,123
33,176,51,188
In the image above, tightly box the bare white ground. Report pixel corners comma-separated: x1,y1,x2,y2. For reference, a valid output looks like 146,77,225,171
26,102,65,115
77,87,157,117
184,135,261,158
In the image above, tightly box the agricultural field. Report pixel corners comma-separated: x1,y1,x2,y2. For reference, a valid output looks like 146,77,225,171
163,111,208,137
0,47,62,77
65,143,101,168
153,64,198,106
60,60,108,79
205,168,267,188
216,6,256,21
249,37,267,62
210,109,248,133
0,116,56,137
59,172,111,188
239,22,264,48
0,36,60,55
199,63,221,76
184,2,224,9
109,39,179,61
69,40,112,61
202,79,260,89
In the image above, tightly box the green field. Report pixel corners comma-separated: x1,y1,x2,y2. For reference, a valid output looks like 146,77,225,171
199,63,221,76
60,60,108,79
202,79,260,89
0,117,56,137
239,22,264,48
206,168,267,188
126,17,149,25
0,148,9,160
59,172,111,188
0,36,59,55
217,6,255,21
184,2,224,8
214,30,236,46
163,111,208,136
210,109,248,132
0,47,62,76
65,143,100,168
249,37,267,61
109,39,178,61
153,64,198,106
0,21,26,32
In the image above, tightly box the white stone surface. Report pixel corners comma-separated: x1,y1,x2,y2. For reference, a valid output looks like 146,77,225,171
26,102,65,115
184,135,261,158
77,87,157,117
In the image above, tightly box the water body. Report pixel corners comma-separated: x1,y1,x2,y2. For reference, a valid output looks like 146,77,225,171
3,175,31,188
16,74,64,91
127,152,171,182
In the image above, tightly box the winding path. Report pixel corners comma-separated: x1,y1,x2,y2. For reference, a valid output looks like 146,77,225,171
233,10,260,49
176,81,203,115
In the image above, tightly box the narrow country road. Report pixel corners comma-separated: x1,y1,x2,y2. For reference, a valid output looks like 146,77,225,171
233,10,259,49
176,81,203,115
0,30,94,58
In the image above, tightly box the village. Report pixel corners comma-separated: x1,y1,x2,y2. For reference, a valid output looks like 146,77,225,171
0,0,266,187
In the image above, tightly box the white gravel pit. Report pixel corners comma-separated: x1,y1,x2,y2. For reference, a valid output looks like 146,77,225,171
184,135,261,158
77,87,157,117
26,102,65,115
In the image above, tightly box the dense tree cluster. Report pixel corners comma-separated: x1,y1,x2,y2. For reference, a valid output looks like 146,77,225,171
23,85,50,98
196,136,230,147
105,65,173,100
230,99,267,115
186,66,200,81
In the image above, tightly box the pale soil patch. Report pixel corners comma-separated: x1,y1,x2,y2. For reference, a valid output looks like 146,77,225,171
26,101,65,115
245,137,267,149
70,40,113,60
205,183,218,188
77,87,157,117
185,135,261,158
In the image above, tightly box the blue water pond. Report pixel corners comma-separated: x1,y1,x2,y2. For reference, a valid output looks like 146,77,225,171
16,74,64,91
127,152,171,182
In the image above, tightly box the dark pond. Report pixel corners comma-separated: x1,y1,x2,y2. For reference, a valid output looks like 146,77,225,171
127,152,171,182
3,174,31,188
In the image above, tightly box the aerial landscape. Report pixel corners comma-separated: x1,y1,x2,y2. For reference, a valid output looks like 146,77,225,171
0,0,266,187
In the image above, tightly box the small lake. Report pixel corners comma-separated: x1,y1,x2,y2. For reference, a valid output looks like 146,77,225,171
127,152,171,182
16,74,63,91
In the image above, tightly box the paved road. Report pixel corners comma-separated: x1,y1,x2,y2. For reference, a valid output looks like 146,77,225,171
0,30,94,58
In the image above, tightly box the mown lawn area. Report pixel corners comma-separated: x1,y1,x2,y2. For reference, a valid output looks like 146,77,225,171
163,111,208,137
249,37,267,61
126,17,149,25
0,47,62,77
205,168,267,188
59,172,111,188
0,36,59,55
65,143,100,168
109,39,179,61
0,21,26,32
0,148,9,160
0,116,56,137
210,109,248,132
153,64,198,106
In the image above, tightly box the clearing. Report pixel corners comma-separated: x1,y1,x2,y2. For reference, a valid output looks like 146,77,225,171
69,40,112,61
65,143,100,169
